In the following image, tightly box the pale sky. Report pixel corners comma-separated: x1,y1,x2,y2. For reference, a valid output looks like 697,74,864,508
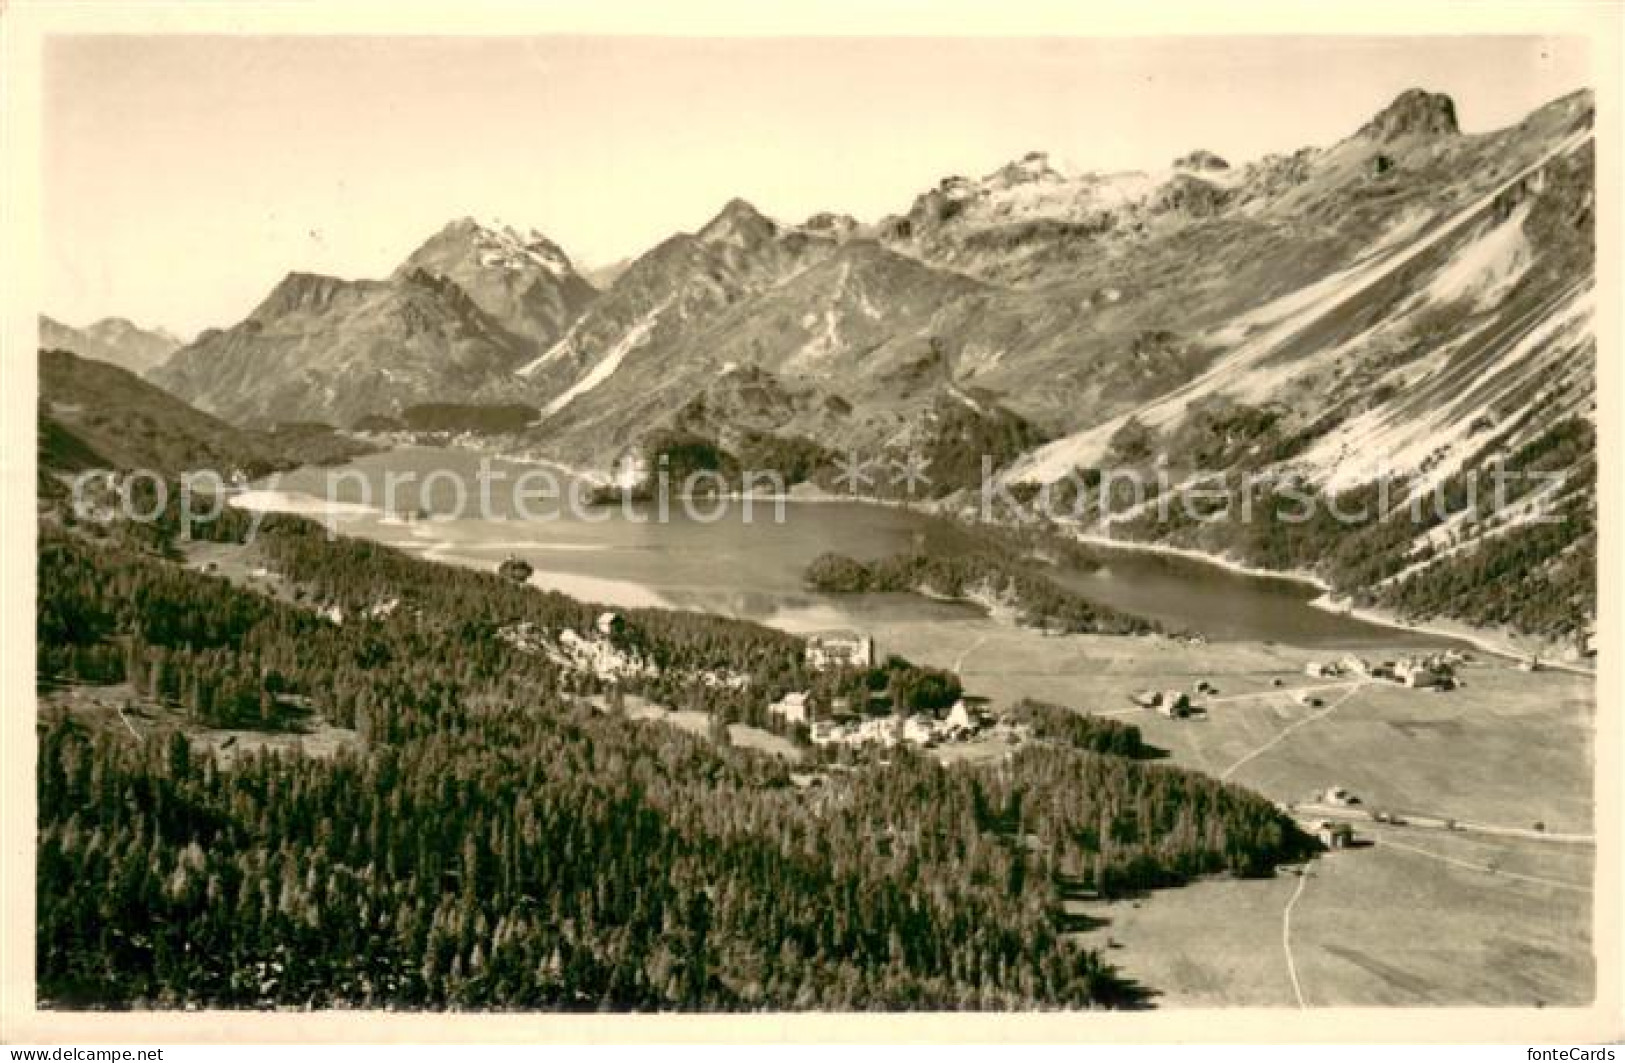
43,35,1589,337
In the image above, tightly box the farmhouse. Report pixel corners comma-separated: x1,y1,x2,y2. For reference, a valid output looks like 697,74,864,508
1322,785,1360,807
1130,689,1191,715
1315,821,1356,849
809,714,902,749
1305,661,1340,678
1158,691,1192,719
596,611,627,638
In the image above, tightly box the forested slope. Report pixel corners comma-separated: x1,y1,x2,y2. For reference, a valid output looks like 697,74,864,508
37,501,1311,1009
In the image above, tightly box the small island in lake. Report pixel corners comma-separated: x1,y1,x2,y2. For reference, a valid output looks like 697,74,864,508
805,550,1161,636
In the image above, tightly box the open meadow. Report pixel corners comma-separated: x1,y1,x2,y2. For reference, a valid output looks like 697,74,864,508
873,617,1596,1005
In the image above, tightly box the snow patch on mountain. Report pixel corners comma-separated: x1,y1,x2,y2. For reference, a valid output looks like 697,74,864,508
1299,283,1593,495
1420,202,1533,311
470,223,573,276
1008,128,1594,484
541,301,671,417
517,334,574,377
789,308,843,369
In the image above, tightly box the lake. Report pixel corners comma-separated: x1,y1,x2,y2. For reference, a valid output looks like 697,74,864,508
246,446,1453,647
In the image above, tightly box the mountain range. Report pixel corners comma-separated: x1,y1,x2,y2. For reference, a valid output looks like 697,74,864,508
56,86,1597,640
38,315,184,376
147,222,598,428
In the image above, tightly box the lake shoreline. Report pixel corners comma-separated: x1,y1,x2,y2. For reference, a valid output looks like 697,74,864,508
250,444,1582,662
1062,529,1589,670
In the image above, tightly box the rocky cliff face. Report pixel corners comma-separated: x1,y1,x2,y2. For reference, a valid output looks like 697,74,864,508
1357,88,1460,141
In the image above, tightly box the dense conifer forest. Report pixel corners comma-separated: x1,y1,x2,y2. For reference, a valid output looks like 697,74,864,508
803,551,1159,636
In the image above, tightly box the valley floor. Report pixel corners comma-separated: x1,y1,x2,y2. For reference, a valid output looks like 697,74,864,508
869,618,1596,1006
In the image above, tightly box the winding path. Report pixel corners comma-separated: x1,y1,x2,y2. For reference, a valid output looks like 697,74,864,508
1377,836,1592,894
1281,866,1312,1008
1220,683,1365,781
114,705,141,741
951,634,991,674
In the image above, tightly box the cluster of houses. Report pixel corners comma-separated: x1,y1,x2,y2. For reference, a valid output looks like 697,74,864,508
1130,689,1196,719
766,689,1002,751
762,629,1008,750
496,612,658,682
1305,650,1466,690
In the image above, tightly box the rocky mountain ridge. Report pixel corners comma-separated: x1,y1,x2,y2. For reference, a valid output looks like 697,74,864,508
121,86,1596,637
39,315,183,376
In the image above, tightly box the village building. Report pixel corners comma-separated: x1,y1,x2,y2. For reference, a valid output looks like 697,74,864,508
829,695,860,719
1395,655,1454,689
902,715,939,746
944,699,986,733
596,611,627,638
855,716,898,747
613,448,649,491
768,691,810,726
806,630,875,671
1304,660,1340,678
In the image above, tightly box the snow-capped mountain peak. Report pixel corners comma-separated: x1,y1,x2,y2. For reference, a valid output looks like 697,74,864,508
453,218,575,277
